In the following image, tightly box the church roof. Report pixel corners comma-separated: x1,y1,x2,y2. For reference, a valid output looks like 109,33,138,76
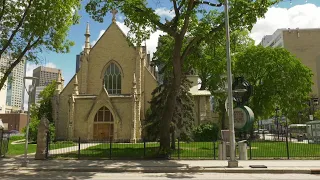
90,21,135,51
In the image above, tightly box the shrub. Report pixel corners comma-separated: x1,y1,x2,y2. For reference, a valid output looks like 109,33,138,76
192,122,220,142
22,118,55,142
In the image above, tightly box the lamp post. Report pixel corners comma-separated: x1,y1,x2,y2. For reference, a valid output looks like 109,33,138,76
275,107,280,141
309,98,318,121
21,76,38,167
224,0,237,168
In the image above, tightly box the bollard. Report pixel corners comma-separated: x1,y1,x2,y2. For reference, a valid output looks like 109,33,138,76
218,141,227,160
238,140,247,160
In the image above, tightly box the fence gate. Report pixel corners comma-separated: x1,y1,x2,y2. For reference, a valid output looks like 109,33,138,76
0,130,9,158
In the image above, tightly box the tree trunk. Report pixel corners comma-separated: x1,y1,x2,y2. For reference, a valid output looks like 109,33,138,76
159,36,183,155
171,131,176,150
218,99,226,130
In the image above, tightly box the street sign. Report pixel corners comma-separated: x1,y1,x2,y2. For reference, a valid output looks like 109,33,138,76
234,106,254,131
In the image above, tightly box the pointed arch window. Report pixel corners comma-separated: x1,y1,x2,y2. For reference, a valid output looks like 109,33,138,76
104,63,121,94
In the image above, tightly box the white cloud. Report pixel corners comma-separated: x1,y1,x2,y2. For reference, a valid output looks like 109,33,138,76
87,21,165,60
82,8,174,53
250,3,320,44
116,21,165,58
155,8,174,19
23,62,57,110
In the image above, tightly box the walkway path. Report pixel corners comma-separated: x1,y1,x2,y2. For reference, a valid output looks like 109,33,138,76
49,143,101,155
15,143,101,157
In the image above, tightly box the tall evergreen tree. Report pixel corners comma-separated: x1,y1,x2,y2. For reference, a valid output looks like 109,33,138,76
144,36,194,150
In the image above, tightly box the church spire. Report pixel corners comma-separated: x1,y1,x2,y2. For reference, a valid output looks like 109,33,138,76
73,74,79,95
55,70,62,94
84,22,91,54
111,9,118,23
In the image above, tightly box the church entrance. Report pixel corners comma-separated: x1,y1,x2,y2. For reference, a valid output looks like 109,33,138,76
93,106,114,140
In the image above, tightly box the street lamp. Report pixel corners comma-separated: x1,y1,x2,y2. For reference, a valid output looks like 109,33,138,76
21,76,38,167
309,98,318,121
224,0,237,168
275,107,280,141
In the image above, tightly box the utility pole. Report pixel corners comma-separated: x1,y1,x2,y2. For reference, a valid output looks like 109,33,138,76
224,0,238,168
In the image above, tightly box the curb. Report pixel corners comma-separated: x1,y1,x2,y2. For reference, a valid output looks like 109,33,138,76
311,169,320,174
2,167,313,174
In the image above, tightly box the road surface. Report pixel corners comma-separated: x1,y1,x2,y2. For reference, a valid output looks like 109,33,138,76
0,170,319,180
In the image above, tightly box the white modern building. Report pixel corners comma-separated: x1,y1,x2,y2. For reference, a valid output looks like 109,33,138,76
1,56,26,112
31,66,63,104
34,86,46,105
0,75,7,114
1,56,27,110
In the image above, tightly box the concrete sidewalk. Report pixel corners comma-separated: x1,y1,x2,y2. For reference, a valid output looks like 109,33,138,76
0,158,320,174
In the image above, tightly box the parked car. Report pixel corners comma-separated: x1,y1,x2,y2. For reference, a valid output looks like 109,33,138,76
254,129,270,134
9,130,19,134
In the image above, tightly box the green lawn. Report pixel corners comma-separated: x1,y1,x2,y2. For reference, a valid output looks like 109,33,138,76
50,141,320,160
6,139,77,156
250,141,320,159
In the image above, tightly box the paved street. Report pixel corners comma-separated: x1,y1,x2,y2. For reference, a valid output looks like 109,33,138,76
0,170,319,180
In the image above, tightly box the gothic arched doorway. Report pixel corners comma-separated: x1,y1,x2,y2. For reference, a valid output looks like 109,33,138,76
93,106,114,140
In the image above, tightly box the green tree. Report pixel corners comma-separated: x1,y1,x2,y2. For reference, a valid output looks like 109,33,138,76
23,81,57,141
189,30,254,130
86,0,278,152
144,35,194,150
0,0,81,90
234,46,313,122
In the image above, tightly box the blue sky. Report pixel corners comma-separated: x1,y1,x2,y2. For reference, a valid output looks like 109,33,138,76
26,0,320,86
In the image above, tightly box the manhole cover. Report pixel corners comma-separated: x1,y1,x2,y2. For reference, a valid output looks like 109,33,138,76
249,165,267,168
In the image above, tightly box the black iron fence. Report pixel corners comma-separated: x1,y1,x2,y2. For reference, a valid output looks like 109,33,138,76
247,137,320,159
0,131,10,158
47,136,320,160
47,138,219,160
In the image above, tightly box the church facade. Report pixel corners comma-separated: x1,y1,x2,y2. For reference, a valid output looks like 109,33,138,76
52,17,217,142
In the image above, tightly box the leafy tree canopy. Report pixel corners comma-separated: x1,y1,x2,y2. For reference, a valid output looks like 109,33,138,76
234,46,313,121
23,81,57,141
0,0,81,89
86,0,279,151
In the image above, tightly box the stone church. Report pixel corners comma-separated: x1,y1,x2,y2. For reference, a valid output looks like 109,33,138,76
52,15,216,142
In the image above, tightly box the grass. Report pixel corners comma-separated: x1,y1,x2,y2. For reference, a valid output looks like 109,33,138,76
50,140,320,160
6,137,77,156
250,141,320,159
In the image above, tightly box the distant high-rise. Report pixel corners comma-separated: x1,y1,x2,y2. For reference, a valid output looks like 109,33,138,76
31,66,62,104
0,72,7,113
259,28,320,97
0,56,26,110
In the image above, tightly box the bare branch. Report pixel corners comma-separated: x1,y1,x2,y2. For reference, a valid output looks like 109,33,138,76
0,0,33,57
131,6,175,36
195,0,223,7
181,22,224,62
177,0,185,10
0,35,41,89
173,0,179,16
180,0,195,37
0,0,6,23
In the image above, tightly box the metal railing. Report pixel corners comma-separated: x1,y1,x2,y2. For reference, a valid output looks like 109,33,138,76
47,136,319,160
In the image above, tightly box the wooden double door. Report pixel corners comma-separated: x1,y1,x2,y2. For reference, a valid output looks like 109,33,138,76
93,123,114,140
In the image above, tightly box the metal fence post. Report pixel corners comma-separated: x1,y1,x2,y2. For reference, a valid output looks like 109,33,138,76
0,130,3,157
109,138,112,160
249,139,252,160
285,118,290,159
45,132,50,159
143,139,146,158
178,138,180,160
213,141,216,160
78,137,80,159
